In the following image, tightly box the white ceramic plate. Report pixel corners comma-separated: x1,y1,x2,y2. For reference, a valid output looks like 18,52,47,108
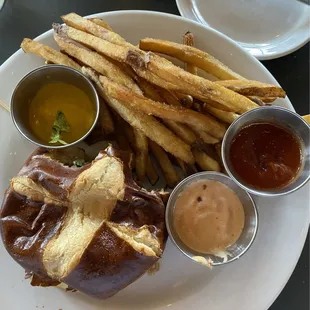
0,10,309,310
176,0,310,60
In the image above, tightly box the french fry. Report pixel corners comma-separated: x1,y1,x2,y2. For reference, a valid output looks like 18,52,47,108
112,113,134,154
99,98,114,135
136,78,198,145
148,85,218,144
193,149,221,172
175,159,197,177
183,31,198,75
99,75,226,139
149,140,180,188
61,13,131,47
182,32,237,126
53,31,142,94
89,18,113,31
215,80,286,98
140,37,244,80
248,96,277,104
303,114,310,124
191,128,220,144
248,96,268,106
176,158,187,175
140,53,259,113
0,100,9,112
146,156,159,185
214,143,222,161
157,88,181,107
21,38,81,70
203,104,239,124
135,77,164,102
82,67,194,164
163,120,197,145
133,129,148,181
56,24,258,113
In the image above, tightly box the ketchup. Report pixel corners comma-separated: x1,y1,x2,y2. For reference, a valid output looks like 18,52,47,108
230,122,301,190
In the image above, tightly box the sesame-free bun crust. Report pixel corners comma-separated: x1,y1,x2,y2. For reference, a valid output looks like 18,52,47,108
0,146,166,299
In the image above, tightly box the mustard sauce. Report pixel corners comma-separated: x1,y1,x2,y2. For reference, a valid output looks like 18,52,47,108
29,82,95,145
173,180,245,254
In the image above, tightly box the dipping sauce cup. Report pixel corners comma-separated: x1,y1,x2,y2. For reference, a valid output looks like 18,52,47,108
11,65,99,149
222,106,310,197
165,172,258,267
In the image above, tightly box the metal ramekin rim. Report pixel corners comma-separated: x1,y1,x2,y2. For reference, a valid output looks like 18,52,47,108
165,171,258,267
221,106,310,197
11,64,100,149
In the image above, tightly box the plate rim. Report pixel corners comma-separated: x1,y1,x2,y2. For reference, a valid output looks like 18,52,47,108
0,9,308,310
175,0,310,60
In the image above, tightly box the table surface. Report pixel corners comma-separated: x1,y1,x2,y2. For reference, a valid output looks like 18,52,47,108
0,1,309,309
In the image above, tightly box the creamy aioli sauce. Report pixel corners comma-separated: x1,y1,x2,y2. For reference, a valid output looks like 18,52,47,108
173,180,245,254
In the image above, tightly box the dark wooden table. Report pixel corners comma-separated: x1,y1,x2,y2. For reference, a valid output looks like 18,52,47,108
0,1,309,309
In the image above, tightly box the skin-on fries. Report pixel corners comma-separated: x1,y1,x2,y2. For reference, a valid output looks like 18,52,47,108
133,129,148,181
191,128,220,144
248,96,277,104
89,18,113,31
82,67,194,164
146,156,159,185
203,104,239,124
62,13,131,47
20,13,291,190
156,88,181,107
176,158,187,175
163,120,197,145
136,53,259,113
303,115,310,124
140,37,244,80
137,77,214,145
183,32,198,75
149,140,180,188
215,80,286,98
136,78,198,145
135,77,164,102
54,23,258,113
113,116,134,155
99,75,226,139
21,38,81,70
53,32,142,94
99,98,114,135
182,32,222,142
193,149,221,172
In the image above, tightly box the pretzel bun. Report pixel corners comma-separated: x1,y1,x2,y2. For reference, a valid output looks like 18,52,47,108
0,146,167,299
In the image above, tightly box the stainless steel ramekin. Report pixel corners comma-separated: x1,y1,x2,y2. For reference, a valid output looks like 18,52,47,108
165,172,258,267
11,65,99,149
222,106,310,197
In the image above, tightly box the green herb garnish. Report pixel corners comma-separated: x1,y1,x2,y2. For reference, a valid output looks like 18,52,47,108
73,159,86,167
49,111,70,145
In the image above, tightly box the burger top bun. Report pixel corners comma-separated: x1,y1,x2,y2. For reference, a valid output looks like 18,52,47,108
0,146,167,299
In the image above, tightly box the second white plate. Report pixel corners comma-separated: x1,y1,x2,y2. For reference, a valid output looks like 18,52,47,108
176,0,310,60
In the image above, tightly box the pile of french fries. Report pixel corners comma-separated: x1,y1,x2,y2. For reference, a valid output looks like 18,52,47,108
20,13,286,188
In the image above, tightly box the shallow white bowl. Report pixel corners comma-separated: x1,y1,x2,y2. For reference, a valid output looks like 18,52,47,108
176,0,310,60
0,10,309,310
